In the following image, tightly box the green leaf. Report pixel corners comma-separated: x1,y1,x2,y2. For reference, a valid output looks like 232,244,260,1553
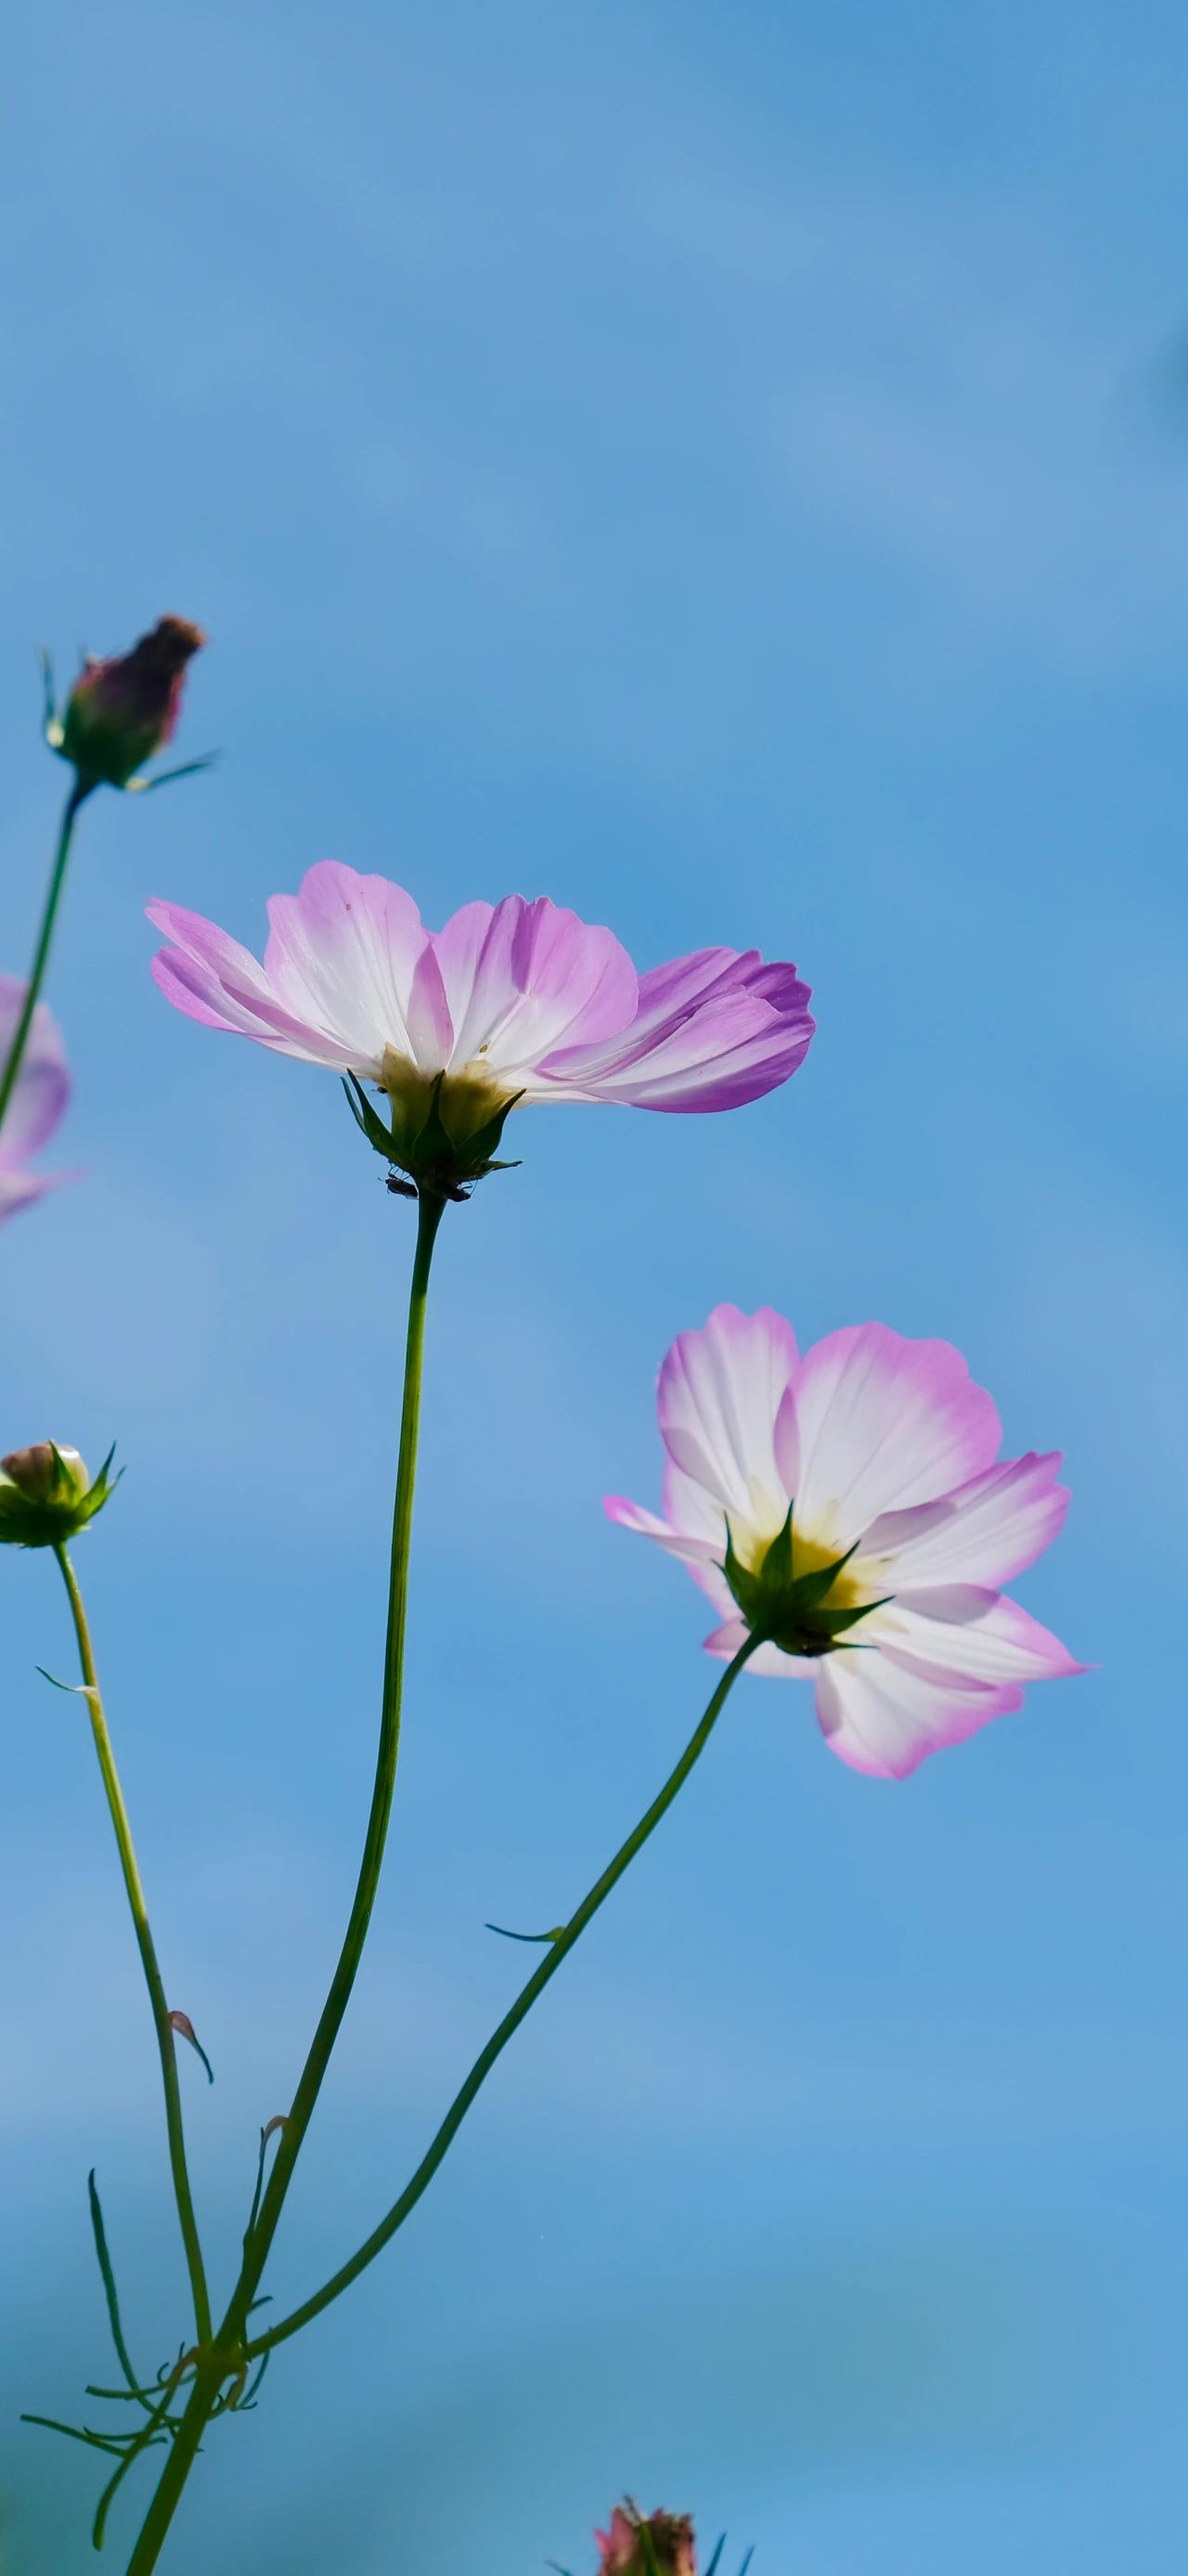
20,2414,128,2458
92,2433,168,2550
88,2173,149,2411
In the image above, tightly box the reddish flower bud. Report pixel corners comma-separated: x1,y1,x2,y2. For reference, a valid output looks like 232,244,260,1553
58,616,205,789
597,2505,698,2576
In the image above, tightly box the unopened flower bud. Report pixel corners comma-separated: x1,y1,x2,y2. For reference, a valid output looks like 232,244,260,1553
0,1440,120,1547
55,616,205,790
597,2505,698,2576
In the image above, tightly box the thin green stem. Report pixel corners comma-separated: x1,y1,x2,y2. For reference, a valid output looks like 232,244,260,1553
121,2358,222,2576
248,1633,758,2361
54,1547,212,2349
123,1644,755,2576
232,1183,446,2305
0,778,90,1133
122,1185,447,2576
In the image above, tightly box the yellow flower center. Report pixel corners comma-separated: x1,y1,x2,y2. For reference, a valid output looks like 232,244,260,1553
378,1050,519,1146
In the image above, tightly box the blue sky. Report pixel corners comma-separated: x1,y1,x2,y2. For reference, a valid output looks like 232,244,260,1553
2,2,1187,2569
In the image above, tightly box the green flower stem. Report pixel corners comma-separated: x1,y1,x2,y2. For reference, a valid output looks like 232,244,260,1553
122,1184,446,2576
229,1183,446,2298
121,2355,222,2576
0,779,91,1134
246,1631,759,2363
53,1546,212,2350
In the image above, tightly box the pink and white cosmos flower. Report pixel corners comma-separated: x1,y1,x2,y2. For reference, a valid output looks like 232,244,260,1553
148,863,813,1134
607,1305,1082,1779
0,977,74,1224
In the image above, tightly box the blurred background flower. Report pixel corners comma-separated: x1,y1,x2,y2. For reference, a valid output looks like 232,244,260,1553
594,2501,697,2575
54,616,206,795
0,978,73,1224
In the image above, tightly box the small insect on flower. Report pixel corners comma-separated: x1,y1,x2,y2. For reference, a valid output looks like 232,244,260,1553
607,1305,1083,1778
148,865,814,1198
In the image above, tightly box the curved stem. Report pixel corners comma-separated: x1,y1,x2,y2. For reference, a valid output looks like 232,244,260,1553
231,1183,446,2310
54,1547,212,2349
0,779,90,1133
248,1634,758,2360
122,1184,447,2575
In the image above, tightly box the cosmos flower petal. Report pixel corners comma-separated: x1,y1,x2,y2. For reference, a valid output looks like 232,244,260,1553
877,1586,1084,1681
815,1647,1023,1779
862,1451,1070,1586
704,1613,751,1658
657,1303,800,1521
0,979,75,1225
149,940,360,1064
264,862,429,1064
546,948,814,1111
793,1323,1002,1544
602,1495,720,1563
147,897,280,995
433,894,638,1084
0,977,71,1161
147,900,353,1060
658,1456,733,1564
0,1168,70,1222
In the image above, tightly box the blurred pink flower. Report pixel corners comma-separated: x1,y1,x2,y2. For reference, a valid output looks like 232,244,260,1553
597,2504,698,2575
0,977,73,1223
607,1305,1082,1779
148,864,813,1150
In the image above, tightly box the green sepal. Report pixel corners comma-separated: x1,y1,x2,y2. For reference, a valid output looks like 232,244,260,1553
342,1070,525,1201
403,1070,456,1169
0,1440,122,1550
783,1538,860,1612
124,753,218,795
342,1073,397,1158
40,646,63,746
719,1509,889,1659
807,1594,892,1638
460,1091,524,1165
